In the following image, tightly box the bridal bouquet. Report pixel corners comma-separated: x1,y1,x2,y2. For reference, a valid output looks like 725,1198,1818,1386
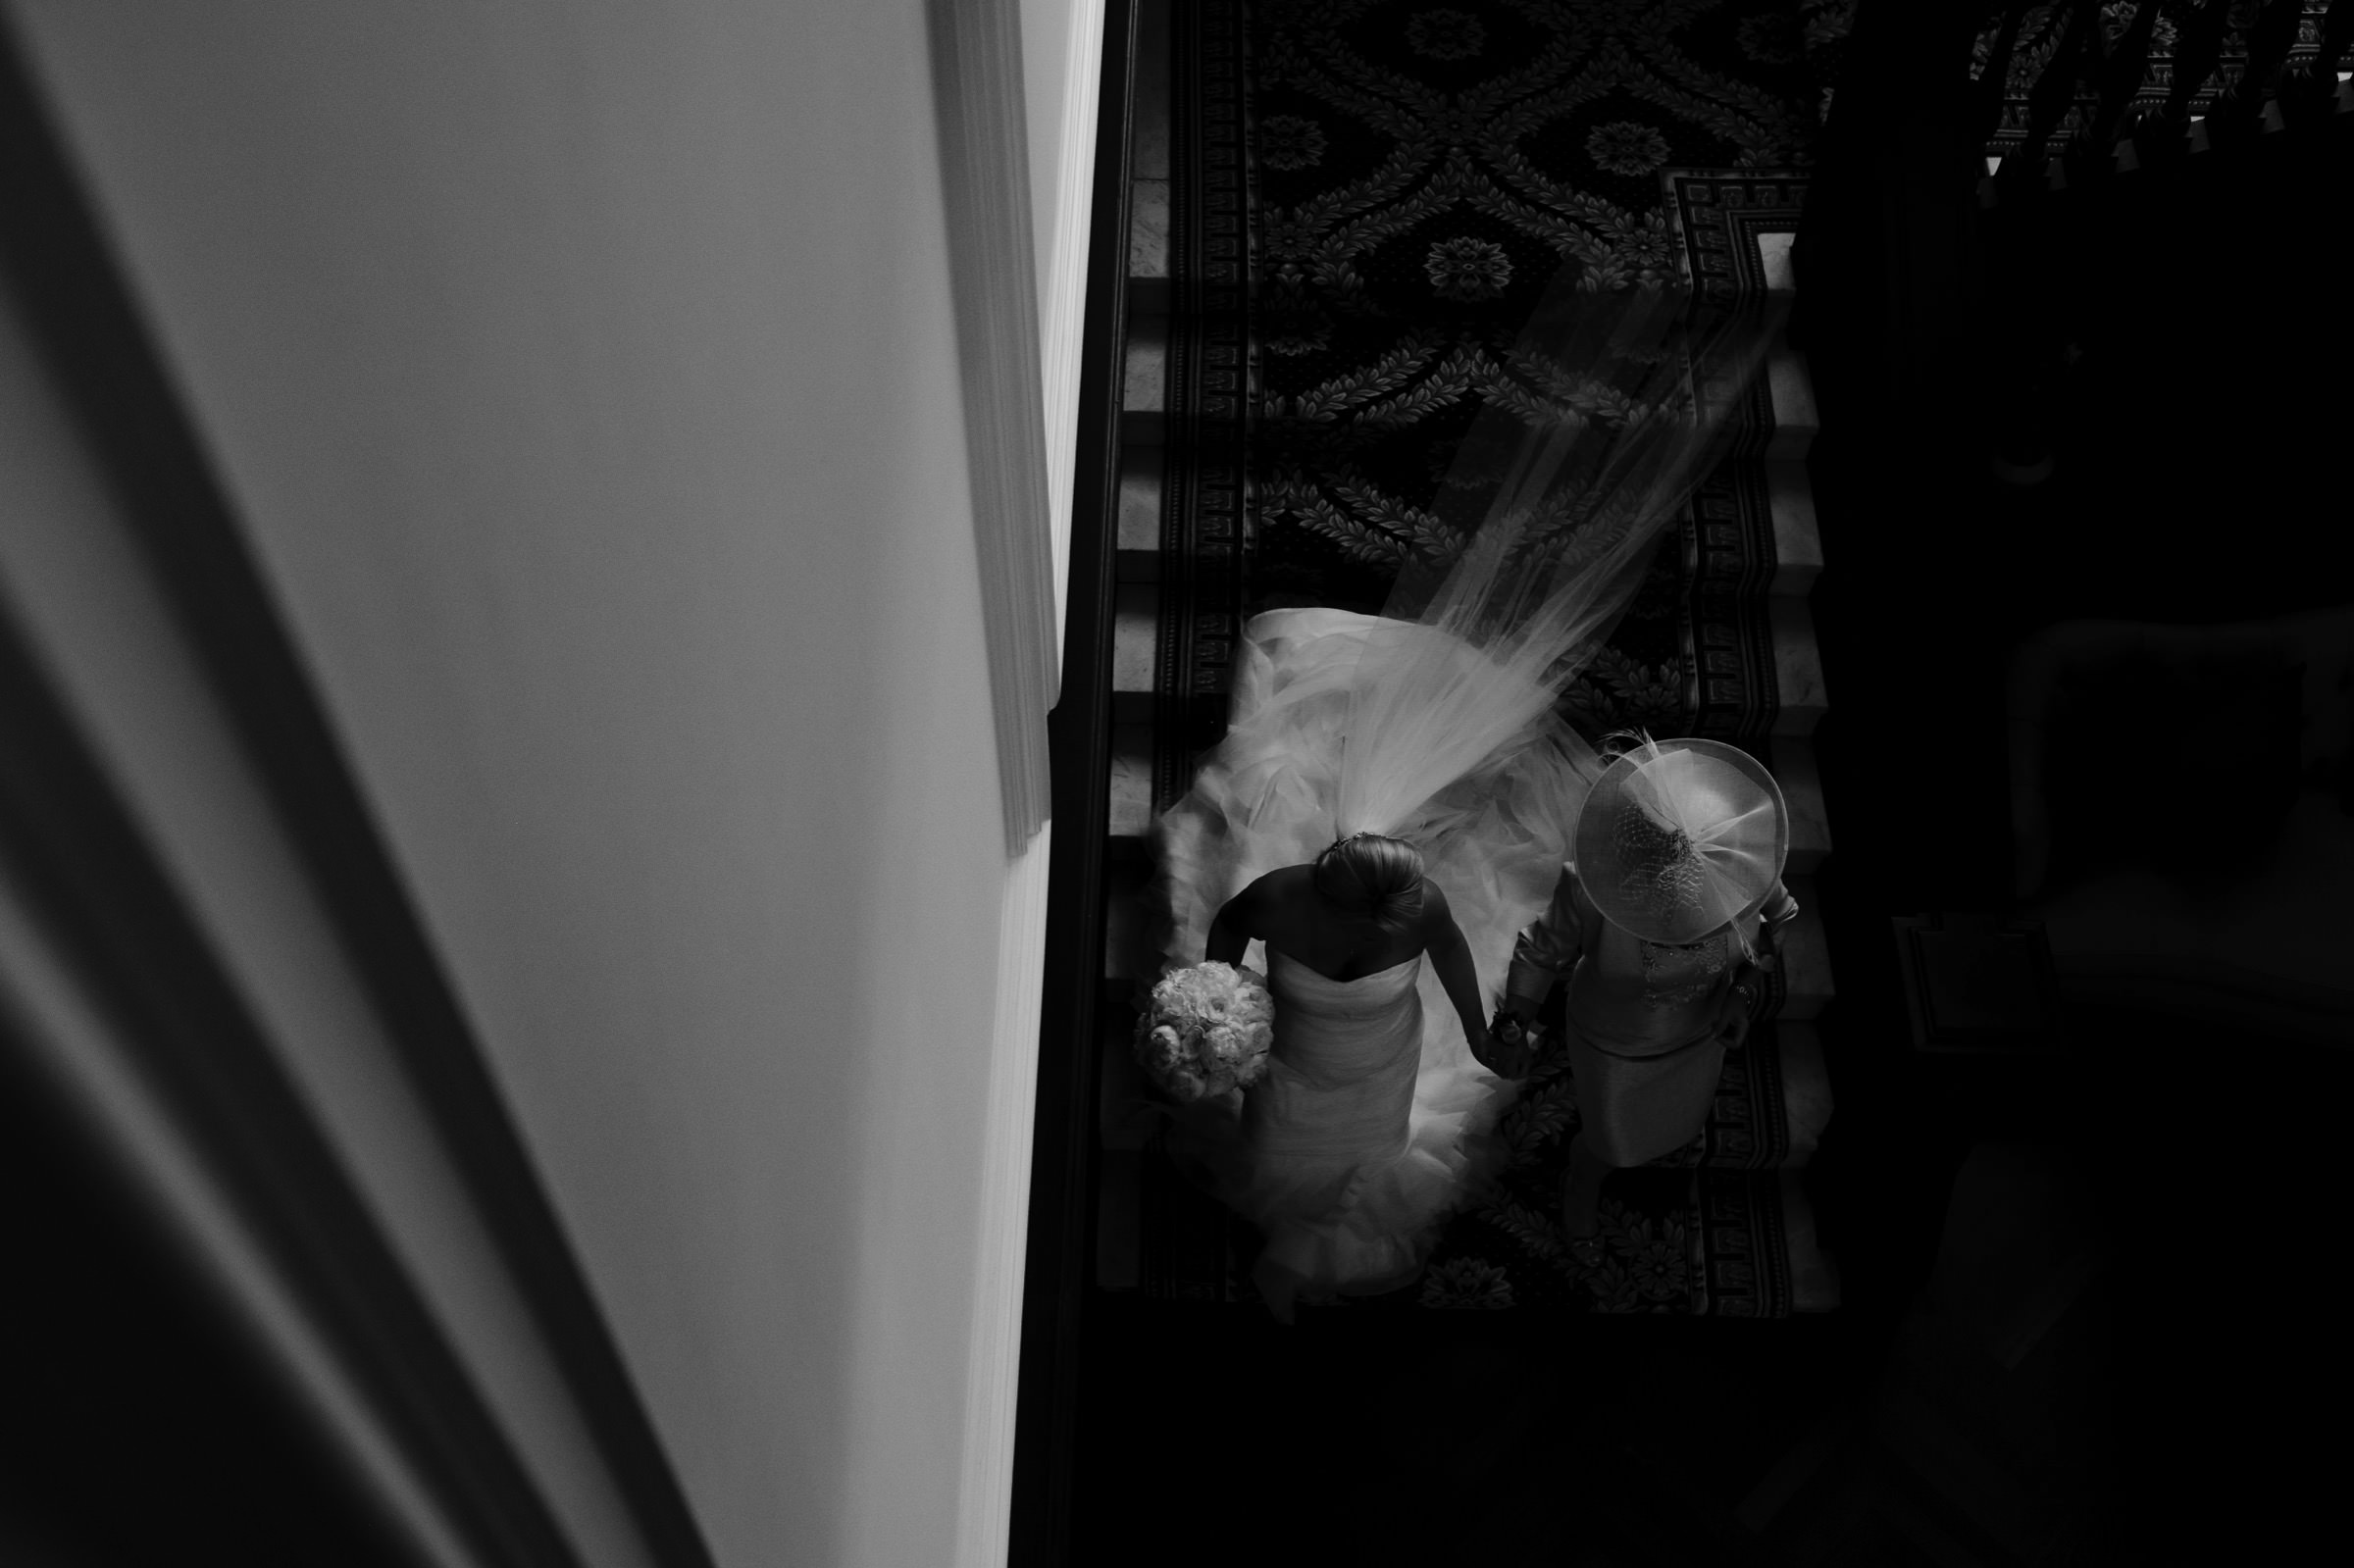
1133,961,1275,1103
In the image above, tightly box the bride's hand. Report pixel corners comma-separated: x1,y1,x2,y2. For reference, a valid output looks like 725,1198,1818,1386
1474,1030,1535,1081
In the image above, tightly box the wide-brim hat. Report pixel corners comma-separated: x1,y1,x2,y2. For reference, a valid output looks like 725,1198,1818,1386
1573,735,1788,945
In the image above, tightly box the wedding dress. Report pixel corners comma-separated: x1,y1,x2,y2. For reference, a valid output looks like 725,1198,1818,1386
1230,953,1480,1304
1152,275,1782,1307
1156,610,1593,1309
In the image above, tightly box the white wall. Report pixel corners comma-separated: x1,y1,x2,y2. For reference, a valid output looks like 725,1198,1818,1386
1020,0,1104,655
10,4,1058,1565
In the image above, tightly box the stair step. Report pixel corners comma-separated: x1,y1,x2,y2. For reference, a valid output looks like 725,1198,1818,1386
1777,874,1834,1019
1766,460,1821,599
1116,449,1162,581
1122,0,1171,321
1111,582,1156,726
1131,0,1171,180
1776,1022,1834,1168
1120,317,1166,447
1768,595,1829,738
1128,179,1170,311
1769,733,1833,876
1107,725,1155,883
1781,1168,1843,1313
1765,345,1817,464
1107,725,1154,838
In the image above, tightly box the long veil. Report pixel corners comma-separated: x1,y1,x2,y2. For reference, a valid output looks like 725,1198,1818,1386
1155,268,1786,1004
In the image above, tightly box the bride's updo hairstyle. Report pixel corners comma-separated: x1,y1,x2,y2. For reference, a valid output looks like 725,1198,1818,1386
1312,833,1426,935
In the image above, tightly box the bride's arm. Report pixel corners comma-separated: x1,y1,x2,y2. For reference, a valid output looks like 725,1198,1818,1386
1416,882,1490,1055
1501,863,1581,1025
1205,877,1270,966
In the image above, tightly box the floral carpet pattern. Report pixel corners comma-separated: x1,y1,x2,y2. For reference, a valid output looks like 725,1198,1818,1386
1409,1034,1810,1315
1240,0,1830,621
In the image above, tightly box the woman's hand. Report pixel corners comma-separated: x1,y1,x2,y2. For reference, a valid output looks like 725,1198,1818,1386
1470,1028,1536,1081
1715,964,1764,1050
1473,1007,1541,1080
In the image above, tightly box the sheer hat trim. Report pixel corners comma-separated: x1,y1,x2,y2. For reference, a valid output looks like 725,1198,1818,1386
1573,733,1788,947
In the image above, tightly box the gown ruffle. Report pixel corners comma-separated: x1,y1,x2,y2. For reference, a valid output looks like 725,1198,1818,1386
1153,609,1605,1304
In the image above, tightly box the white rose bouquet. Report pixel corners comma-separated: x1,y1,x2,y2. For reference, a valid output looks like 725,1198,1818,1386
1133,961,1276,1103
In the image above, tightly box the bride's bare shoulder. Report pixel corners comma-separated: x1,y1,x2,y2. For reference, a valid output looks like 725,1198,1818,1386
1413,877,1464,943
1239,865,1314,907
1222,865,1311,921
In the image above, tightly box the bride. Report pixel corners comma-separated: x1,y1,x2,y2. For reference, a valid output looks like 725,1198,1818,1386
1199,833,1526,1323
1151,274,1782,1321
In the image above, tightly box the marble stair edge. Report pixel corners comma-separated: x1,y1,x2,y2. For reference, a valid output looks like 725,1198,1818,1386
1776,873,1834,1021
1766,459,1821,599
1765,339,1818,465
1117,318,1167,450
1114,449,1163,583
1127,175,1170,321
1126,0,1172,313
1772,733,1832,876
1775,1023,1834,1169
1109,582,1157,727
1765,236,1831,1018
1767,595,1829,739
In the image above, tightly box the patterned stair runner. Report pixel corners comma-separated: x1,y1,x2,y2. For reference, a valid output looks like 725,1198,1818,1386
1098,0,1847,1316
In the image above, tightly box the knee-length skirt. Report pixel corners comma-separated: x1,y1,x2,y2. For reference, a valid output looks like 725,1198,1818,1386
1562,1020,1726,1168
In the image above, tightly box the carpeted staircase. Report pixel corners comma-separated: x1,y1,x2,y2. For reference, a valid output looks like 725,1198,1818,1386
1094,0,1851,1318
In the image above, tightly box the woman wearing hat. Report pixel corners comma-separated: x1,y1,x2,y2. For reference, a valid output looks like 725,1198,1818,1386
1497,731,1798,1269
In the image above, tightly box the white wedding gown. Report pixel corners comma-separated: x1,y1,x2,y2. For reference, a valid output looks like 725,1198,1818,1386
1156,608,1602,1307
